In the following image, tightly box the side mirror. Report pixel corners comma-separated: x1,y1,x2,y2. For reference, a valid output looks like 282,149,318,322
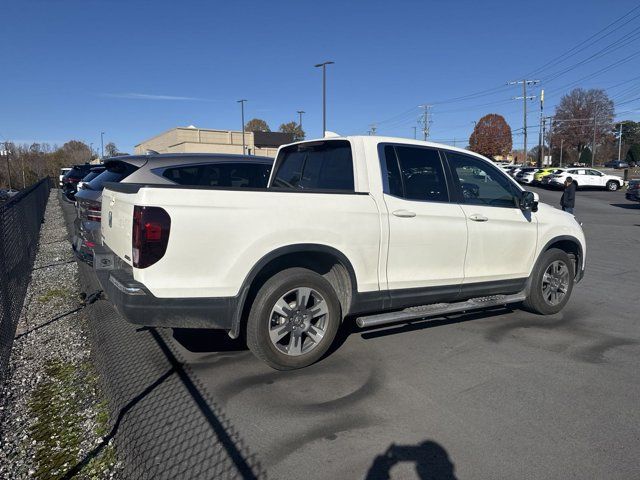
520,191,538,212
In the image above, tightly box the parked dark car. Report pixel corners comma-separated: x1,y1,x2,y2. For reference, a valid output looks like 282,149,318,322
73,153,273,265
77,166,106,190
604,160,631,169
61,164,93,200
626,179,640,202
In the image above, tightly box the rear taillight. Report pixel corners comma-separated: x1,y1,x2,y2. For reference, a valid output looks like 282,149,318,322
132,206,171,269
86,202,102,222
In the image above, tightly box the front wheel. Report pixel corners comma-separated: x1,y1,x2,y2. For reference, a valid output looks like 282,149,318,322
246,268,341,370
606,180,619,191
523,248,574,315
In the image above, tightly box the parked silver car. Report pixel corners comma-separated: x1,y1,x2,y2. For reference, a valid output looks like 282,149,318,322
73,153,273,264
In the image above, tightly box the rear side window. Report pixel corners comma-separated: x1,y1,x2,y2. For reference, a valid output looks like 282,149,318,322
272,140,354,191
161,163,271,188
381,145,449,202
87,162,139,190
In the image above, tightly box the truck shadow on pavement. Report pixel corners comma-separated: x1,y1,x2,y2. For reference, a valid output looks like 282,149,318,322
365,440,457,480
609,203,640,209
172,328,248,352
484,306,638,364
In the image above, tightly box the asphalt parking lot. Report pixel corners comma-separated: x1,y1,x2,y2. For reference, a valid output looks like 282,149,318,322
64,187,640,479
163,186,640,479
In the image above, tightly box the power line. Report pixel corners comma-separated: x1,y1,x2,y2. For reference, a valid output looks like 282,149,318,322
525,4,640,77
540,27,640,84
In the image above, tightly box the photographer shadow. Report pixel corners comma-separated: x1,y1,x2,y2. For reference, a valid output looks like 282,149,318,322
365,440,457,480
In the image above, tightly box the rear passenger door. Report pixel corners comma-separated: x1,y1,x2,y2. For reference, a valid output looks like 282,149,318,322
585,169,605,187
381,145,467,296
444,151,537,285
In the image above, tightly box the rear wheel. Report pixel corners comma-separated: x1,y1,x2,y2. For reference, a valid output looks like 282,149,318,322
246,268,341,370
523,248,574,315
606,180,619,191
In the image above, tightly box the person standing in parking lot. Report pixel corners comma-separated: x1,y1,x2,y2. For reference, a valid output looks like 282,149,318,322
561,177,576,214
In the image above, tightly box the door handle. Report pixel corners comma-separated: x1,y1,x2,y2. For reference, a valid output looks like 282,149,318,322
469,214,488,222
392,209,416,218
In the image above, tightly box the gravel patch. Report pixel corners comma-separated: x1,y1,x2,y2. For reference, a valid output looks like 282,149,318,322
0,192,122,479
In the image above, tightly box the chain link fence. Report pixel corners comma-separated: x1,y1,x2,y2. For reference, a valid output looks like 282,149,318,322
0,178,51,384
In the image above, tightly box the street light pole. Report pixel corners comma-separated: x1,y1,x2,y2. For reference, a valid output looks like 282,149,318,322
101,132,105,158
237,99,247,155
314,61,334,137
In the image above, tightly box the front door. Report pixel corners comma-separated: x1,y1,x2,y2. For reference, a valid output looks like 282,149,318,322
444,151,538,285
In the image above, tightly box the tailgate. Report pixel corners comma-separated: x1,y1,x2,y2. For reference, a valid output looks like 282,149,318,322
101,185,135,266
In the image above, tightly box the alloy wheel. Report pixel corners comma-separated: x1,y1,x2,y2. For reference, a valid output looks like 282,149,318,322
541,260,570,306
268,287,329,356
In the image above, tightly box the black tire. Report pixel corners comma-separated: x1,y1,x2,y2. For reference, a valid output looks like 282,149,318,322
246,267,341,370
606,180,619,191
523,248,574,315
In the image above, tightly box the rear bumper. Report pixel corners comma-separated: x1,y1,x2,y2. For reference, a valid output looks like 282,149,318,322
94,246,236,330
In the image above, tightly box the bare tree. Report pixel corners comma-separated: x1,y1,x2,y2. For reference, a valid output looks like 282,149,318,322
550,88,614,157
105,142,118,157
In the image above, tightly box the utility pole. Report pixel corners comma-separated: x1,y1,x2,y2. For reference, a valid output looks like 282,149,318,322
509,79,539,164
541,117,546,166
100,132,105,158
297,110,305,129
237,99,247,155
369,124,377,135
560,139,564,167
617,122,623,162
314,61,334,137
1,144,12,190
419,105,432,140
412,126,417,139
592,109,598,167
537,89,545,167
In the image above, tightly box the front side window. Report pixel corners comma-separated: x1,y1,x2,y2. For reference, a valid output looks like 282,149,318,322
381,145,449,202
272,140,354,191
446,152,520,208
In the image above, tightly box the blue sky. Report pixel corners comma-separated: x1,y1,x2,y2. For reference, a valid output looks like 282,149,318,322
1,0,639,153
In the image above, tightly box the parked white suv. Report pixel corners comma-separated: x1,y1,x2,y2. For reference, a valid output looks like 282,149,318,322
96,136,586,370
547,168,623,191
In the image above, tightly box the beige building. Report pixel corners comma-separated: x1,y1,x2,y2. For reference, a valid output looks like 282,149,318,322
134,126,294,157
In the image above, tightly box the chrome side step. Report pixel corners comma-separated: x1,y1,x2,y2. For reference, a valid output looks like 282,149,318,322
355,292,527,329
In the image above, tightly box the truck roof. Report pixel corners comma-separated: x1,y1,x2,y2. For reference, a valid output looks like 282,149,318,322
281,135,491,161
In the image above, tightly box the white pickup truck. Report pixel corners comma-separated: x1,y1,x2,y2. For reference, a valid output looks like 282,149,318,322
96,136,586,369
